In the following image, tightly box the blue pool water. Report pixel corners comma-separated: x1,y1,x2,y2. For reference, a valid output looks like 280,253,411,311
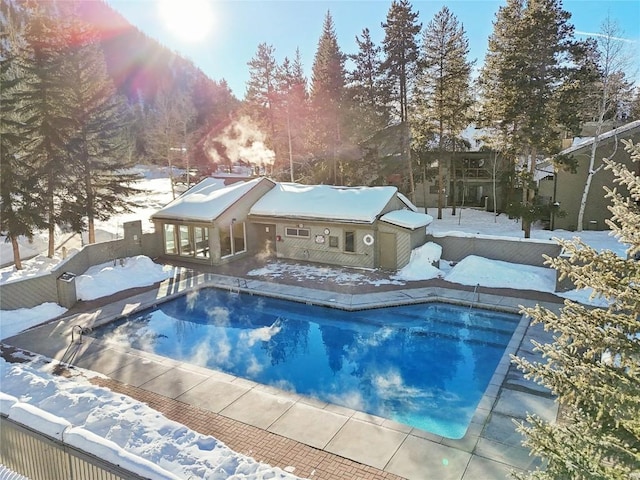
91,288,520,439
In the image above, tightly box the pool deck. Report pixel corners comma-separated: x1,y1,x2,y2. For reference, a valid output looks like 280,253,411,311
1,260,563,480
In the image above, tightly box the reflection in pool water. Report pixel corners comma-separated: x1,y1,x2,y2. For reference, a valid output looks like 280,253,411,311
91,288,520,439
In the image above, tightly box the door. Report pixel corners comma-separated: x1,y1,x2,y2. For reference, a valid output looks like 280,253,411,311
379,232,397,270
255,223,277,257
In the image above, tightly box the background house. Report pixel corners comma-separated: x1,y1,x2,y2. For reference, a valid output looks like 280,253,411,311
539,120,640,231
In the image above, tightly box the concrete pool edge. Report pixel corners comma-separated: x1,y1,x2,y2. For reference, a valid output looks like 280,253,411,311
2,271,562,480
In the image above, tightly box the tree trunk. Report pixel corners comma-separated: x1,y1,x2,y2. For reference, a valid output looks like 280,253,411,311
451,149,457,216
47,175,55,258
403,121,415,203
11,236,22,270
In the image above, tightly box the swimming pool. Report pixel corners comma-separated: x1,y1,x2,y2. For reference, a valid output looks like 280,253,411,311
91,288,521,439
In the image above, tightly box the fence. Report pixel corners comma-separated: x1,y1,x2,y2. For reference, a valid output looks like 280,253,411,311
427,233,561,267
0,417,150,480
0,227,564,311
0,221,161,310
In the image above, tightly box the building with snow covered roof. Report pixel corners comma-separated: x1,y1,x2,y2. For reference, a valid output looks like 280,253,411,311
151,178,433,270
539,119,640,231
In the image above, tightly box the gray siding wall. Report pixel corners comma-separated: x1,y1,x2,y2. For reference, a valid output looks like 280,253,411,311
376,223,428,270
254,218,376,269
428,234,561,267
0,225,159,310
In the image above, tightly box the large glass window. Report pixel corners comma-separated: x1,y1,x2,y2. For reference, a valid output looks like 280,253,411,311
220,222,246,258
345,231,355,252
164,223,210,258
220,226,232,257
195,227,209,258
179,225,193,256
164,224,177,254
233,222,246,253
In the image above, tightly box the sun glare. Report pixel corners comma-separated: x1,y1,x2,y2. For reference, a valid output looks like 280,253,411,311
158,0,214,43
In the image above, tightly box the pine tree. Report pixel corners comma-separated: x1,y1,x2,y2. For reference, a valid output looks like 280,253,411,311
0,0,44,270
479,0,584,238
630,88,640,121
15,1,75,258
310,10,347,184
347,28,388,139
512,139,640,479
63,12,140,244
413,6,473,219
381,0,421,200
274,49,309,182
244,42,278,151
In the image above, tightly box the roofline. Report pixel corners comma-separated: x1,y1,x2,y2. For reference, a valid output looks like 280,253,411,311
151,176,276,222
247,213,375,225
559,120,640,156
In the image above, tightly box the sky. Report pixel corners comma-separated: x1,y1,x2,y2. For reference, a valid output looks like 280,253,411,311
0,165,622,479
106,0,640,98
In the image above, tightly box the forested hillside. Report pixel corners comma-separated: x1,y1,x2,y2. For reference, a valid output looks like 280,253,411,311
0,0,237,266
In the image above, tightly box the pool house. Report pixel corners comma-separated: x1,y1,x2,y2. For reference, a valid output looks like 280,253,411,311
151,178,433,270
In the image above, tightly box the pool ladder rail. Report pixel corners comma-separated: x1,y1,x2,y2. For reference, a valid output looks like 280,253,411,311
71,324,92,344
469,283,480,310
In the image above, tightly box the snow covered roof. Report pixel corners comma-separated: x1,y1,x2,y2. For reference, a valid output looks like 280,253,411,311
249,183,398,223
152,177,269,222
560,120,640,156
380,210,434,230
397,192,418,212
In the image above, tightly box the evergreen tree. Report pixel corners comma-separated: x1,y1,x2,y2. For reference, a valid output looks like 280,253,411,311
16,1,75,258
381,0,421,200
341,28,389,185
413,6,473,219
512,139,640,479
0,0,44,270
244,42,278,149
63,13,140,244
347,27,388,139
310,10,347,184
630,87,640,121
274,49,309,182
479,0,585,238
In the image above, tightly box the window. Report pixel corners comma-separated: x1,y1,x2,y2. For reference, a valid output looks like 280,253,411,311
345,231,355,252
164,224,177,254
220,221,246,258
195,227,209,258
164,224,210,258
179,225,193,256
285,227,310,238
232,221,246,254
220,227,232,257
329,236,339,248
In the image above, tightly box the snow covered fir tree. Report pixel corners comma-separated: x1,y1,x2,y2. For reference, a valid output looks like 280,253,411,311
513,140,640,479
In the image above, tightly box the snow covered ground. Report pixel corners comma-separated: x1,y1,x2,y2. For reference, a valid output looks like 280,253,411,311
0,166,626,479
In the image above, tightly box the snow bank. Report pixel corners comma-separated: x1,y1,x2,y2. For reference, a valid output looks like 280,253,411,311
394,242,443,281
76,255,172,301
0,303,67,340
444,255,556,292
0,357,302,480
